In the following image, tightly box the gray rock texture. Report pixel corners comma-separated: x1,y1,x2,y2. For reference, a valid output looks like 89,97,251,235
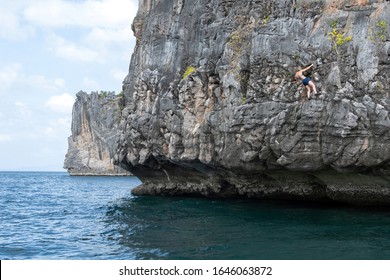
64,91,131,176
115,0,390,205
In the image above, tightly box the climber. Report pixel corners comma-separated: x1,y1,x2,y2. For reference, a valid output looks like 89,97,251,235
295,64,317,100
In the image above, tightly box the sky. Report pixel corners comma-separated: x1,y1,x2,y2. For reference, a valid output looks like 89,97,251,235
0,0,138,171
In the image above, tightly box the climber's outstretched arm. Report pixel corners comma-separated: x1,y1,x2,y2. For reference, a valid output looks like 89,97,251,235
301,64,313,72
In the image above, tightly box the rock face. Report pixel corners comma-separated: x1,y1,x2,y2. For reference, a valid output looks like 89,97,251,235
64,91,130,176
115,0,390,205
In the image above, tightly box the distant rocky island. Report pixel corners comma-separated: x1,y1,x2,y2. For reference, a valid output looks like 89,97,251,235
65,0,390,205
64,91,130,176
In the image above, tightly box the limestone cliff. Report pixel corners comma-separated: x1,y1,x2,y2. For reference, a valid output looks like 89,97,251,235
64,91,130,176
116,0,390,205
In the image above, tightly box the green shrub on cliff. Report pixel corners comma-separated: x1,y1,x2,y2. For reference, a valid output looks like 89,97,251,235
182,66,196,80
328,20,353,55
369,20,387,44
376,20,387,42
99,91,108,99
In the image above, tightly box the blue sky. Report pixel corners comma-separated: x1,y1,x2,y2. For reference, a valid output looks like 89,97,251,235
0,0,137,171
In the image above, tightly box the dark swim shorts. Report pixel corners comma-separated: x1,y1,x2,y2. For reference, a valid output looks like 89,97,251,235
302,77,311,86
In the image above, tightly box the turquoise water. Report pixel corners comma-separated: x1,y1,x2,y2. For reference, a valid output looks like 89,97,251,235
1,172,390,260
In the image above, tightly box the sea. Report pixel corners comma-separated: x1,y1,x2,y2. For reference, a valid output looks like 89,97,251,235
1,171,390,260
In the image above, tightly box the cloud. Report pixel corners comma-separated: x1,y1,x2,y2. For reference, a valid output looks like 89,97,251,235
26,0,137,63
83,77,100,90
0,2,35,41
0,1,136,65
15,102,33,121
86,27,131,46
45,93,75,114
44,117,71,138
111,68,127,82
27,75,66,91
0,63,21,89
47,34,102,63
0,134,12,142
0,63,66,94
54,78,66,88
24,0,137,29
0,0,137,63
